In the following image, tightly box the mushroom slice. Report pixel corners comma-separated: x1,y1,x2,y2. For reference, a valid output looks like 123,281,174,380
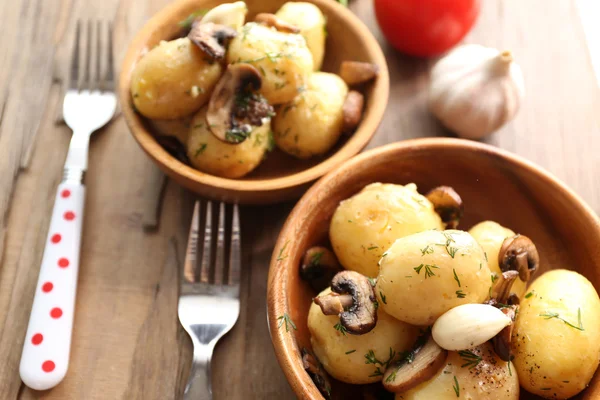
339,61,380,85
314,292,353,315
302,348,332,399
325,270,377,334
499,234,540,282
254,13,300,33
425,186,464,229
207,64,274,144
342,90,364,134
383,334,448,393
492,305,518,362
300,246,342,292
488,270,519,305
188,22,237,60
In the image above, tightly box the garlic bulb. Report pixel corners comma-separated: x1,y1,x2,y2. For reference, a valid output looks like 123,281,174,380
201,1,248,30
428,44,525,140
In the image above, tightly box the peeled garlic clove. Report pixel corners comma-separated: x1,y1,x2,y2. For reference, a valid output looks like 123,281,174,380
201,1,248,30
432,303,511,351
428,44,525,140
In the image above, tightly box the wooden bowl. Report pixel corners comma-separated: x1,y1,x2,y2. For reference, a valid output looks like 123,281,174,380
119,0,388,204
267,138,600,400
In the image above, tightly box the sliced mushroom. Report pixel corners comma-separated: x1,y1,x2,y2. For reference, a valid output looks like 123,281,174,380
302,348,332,399
254,13,300,33
498,234,540,282
188,22,237,60
383,333,447,393
342,90,364,134
339,61,380,85
314,271,377,334
425,186,464,228
489,270,519,305
507,292,520,305
300,246,342,292
206,64,274,144
492,305,518,362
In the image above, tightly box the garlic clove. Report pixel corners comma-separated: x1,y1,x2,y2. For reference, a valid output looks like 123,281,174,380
431,303,511,351
201,1,248,30
428,44,525,140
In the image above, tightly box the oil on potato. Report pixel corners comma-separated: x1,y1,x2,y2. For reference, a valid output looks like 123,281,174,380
275,2,326,70
131,38,222,119
227,22,313,105
377,230,491,326
469,221,527,298
329,183,444,278
512,269,600,399
397,343,519,400
308,289,418,385
273,72,347,159
186,107,271,178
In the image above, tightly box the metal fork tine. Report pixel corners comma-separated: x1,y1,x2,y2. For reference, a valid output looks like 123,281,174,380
228,204,241,286
200,201,213,283
82,20,92,91
69,21,81,89
105,21,115,90
214,202,226,285
183,201,200,283
94,20,102,90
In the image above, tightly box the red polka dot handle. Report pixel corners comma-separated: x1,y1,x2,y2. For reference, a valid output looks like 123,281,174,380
19,183,84,390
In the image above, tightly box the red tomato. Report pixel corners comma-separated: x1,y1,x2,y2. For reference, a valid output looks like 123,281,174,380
374,0,480,57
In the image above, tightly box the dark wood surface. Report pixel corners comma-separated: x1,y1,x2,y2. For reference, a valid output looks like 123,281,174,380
0,0,598,399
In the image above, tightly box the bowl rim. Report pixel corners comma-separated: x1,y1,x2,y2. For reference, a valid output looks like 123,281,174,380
118,0,390,194
266,137,600,399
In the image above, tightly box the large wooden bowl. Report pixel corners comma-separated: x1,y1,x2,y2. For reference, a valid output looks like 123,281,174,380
267,138,600,400
119,0,388,204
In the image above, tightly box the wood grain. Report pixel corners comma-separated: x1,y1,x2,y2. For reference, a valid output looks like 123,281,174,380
0,0,597,399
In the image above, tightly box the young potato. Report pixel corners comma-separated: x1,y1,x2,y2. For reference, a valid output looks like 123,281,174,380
275,2,326,70
512,269,600,399
397,343,519,400
308,288,418,385
329,183,444,277
147,117,192,144
186,107,271,178
377,230,492,326
273,72,347,159
130,38,222,119
469,221,527,298
227,22,313,104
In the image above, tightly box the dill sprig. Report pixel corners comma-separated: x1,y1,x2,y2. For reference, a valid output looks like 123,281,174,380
539,308,584,331
379,291,387,304
414,263,439,278
420,245,434,255
277,313,297,332
365,348,396,377
456,290,466,299
453,376,460,397
458,350,482,369
334,322,348,336
277,240,290,261
310,251,324,267
453,269,461,287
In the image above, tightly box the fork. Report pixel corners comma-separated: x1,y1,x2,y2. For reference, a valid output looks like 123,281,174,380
179,201,241,400
19,20,117,391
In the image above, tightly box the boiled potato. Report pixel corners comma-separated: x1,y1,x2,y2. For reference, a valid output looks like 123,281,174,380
273,72,347,158
227,22,313,104
469,221,527,298
512,269,600,399
131,38,222,119
308,288,418,385
330,183,444,277
275,2,326,70
147,117,192,144
377,230,492,326
186,107,271,178
398,343,519,400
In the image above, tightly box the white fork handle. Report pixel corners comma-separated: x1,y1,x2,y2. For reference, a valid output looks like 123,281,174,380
19,182,85,390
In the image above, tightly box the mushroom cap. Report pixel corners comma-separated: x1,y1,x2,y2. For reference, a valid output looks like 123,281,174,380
339,61,380,86
498,234,540,282
342,90,364,133
330,270,377,334
492,305,518,362
425,186,464,229
188,22,237,60
206,63,266,144
300,246,342,292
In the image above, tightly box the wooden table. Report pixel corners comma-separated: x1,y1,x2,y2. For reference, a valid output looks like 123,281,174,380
0,0,598,398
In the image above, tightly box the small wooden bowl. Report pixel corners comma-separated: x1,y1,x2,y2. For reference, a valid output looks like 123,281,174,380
119,0,388,204
267,138,600,400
